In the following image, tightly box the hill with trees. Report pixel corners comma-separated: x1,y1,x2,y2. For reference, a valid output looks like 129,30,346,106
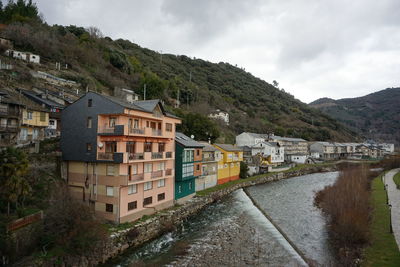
310,88,400,145
0,0,357,142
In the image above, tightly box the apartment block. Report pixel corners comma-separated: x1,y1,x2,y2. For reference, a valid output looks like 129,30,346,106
61,92,181,223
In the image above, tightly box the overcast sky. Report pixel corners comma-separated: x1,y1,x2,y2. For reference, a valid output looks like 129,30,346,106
31,0,400,103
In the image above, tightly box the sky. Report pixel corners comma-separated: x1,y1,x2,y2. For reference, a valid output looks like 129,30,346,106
31,0,400,103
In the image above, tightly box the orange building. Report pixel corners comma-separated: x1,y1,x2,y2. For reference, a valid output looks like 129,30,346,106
61,92,181,223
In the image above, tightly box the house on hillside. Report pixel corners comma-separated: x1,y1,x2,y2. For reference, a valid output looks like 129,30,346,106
114,87,140,103
0,89,23,147
310,142,339,160
61,92,181,223
213,144,243,184
5,49,40,64
268,135,308,163
175,133,204,203
208,109,229,125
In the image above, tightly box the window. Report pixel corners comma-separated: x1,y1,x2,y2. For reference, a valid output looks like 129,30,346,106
106,186,114,196
178,185,182,193
49,120,55,126
144,142,152,152
88,99,92,107
158,193,165,201
109,117,116,127
189,182,192,190
86,143,92,152
40,112,46,122
157,162,165,171
106,165,114,176
166,123,172,132
128,201,137,211
106,203,113,212
105,142,117,153
27,111,33,120
157,179,165,188
144,163,153,173
87,117,92,128
144,181,152,191
196,164,200,171
143,197,152,206
128,184,137,195
126,142,135,154
158,143,165,152
196,150,200,156
133,119,139,128
182,163,194,178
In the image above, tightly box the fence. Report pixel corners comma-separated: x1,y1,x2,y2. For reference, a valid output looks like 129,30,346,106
7,210,43,232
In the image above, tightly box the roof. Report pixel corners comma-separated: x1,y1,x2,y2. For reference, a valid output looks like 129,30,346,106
214,143,243,152
19,89,64,109
271,135,306,142
240,132,270,139
175,132,204,148
0,88,47,111
198,142,218,152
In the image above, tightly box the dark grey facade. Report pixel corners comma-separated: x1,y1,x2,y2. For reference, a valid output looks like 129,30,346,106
61,92,124,162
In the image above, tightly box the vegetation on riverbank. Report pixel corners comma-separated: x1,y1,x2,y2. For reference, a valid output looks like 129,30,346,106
315,156,400,266
362,175,400,267
393,172,400,189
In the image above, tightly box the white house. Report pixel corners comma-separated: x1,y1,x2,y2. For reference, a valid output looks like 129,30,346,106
208,109,229,125
236,132,270,147
5,49,40,64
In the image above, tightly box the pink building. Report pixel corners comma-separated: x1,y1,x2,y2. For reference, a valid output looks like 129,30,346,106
61,92,181,223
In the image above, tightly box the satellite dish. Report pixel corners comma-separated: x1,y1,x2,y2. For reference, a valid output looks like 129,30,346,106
98,142,103,148
190,135,195,139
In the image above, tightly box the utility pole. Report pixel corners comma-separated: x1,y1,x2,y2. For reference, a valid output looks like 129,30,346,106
143,84,146,101
176,88,180,108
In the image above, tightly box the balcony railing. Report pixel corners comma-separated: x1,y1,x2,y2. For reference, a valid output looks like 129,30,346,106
203,156,215,161
98,152,113,160
97,152,123,163
152,129,162,136
0,109,19,117
129,173,144,182
165,152,173,158
129,127,145,135
152,152,163,159
98,125,124,135
151,170,163,179
128,153,144,161
0,124,19,132
165,169,172,176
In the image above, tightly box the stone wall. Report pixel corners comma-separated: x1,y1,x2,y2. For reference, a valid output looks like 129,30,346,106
33,165,338,266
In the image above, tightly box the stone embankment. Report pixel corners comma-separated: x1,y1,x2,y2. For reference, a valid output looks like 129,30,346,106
35,165,338,266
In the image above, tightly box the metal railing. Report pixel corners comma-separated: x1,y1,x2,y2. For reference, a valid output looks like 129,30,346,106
152,152,163,159
152,129,162,136
151,170,163,178
129,173,144,182
165,152,173,158
165,169,172,176
129,127,145,134
97,152,114,161
128,153,144,161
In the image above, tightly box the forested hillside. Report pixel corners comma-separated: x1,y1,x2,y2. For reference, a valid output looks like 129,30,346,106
310,88,400,145
0,0,357,142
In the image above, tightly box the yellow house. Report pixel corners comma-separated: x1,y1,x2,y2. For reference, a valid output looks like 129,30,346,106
19,106,49,143
213,144,243,185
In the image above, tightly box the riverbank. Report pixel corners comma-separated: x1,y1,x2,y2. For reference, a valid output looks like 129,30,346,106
362,173,400,266
28,163,338,266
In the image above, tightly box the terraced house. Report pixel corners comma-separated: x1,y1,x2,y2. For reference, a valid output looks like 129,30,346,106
213,144,243,184
174,132,203,203
61,92,181,223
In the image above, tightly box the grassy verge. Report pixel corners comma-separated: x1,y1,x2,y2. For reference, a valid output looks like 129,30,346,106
393,172,400,189
362,176,400,266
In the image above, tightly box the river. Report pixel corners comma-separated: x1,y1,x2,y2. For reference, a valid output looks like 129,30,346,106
104,171,338,266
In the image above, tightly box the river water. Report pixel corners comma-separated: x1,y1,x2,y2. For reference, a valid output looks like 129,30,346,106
105,172,338,267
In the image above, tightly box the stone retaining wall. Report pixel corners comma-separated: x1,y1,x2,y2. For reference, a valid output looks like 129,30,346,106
35,165,338,266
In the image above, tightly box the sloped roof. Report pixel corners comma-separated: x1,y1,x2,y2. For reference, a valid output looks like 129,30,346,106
198,141,218,152
19,89,64,109
175,132,204,148
271,135,306,142
0,88,47,111
214,143,243,152
241,132,270,139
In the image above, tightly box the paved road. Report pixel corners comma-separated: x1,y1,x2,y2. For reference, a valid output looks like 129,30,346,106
384,168,400,249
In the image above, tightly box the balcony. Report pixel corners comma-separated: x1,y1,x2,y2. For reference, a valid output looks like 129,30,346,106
128,152,144,161
0,124,19,132
128,173,144,183
98,125,124,136
165,152,173,159
202,155,215,162
165,169,173,176
0,109,20,118
129,127,145,135
152,152,163,159
151,170,163,179
97,152,123,163
152,129,162,136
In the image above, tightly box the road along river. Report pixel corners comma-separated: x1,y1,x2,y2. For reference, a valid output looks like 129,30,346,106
104,171,339,266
